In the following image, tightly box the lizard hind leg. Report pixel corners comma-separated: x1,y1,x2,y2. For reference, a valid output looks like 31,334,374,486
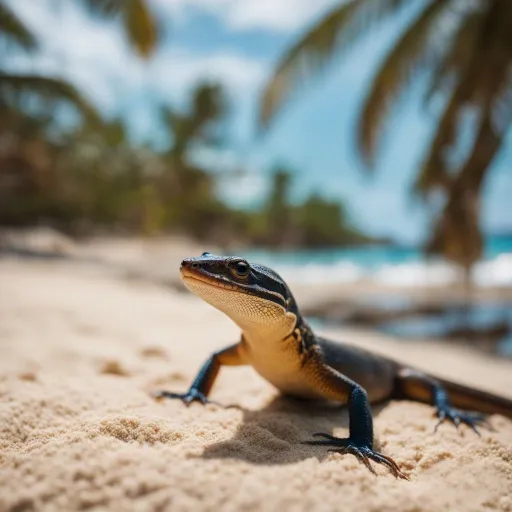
396,368,491,435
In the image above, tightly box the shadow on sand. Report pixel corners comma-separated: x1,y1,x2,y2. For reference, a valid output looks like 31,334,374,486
200,395,388,466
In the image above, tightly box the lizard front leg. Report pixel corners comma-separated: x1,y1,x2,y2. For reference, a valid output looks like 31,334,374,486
153,343,246,405
302,361,408,479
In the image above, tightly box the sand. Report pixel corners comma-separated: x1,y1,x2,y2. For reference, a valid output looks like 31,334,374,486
1,256,512,512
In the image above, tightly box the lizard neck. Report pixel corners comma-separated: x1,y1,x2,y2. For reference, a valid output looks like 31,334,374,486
240,310,299,349
241,311,317,361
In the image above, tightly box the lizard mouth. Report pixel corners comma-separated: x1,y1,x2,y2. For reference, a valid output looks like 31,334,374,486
180,267,245,293
180,266,286,308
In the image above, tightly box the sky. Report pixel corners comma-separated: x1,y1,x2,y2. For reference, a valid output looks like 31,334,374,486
4,0,512,244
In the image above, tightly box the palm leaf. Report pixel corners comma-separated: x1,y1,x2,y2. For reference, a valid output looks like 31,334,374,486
358,0,448,164
424,8,483,102
414,0,512,198
125,0,158,58
426,109,508,268
413,94,459,197
82,0,159,58
426,26,512,268
0,2,37,50
0,73,98,120
258,0,411,130
413,74,476,198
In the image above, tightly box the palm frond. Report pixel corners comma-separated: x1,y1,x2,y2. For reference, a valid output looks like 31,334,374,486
414,9,485,197
258,0,410,130
426,109,508,268
125,0,158,58
0,2,37,50
425,8,483,102
82,0,160,58
0,73,98,120
414,0,512,198
413,87,467,197
425,21,512,267
358,0,448,165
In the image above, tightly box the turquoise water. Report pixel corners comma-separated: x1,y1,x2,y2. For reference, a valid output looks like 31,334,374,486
244,235,512,270
241,235,512,288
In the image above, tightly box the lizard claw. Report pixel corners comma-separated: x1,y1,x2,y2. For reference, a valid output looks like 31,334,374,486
303,433,409,480
153,388,211,406
434,406,489,435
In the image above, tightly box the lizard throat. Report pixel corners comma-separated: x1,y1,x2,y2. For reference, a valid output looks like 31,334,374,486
181,275,297,342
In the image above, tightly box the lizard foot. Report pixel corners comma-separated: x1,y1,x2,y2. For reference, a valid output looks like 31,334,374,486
435,405,490,435
303,433,409,480
152,388,212,406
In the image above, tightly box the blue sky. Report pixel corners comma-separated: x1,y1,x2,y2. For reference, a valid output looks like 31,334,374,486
5,0,512,244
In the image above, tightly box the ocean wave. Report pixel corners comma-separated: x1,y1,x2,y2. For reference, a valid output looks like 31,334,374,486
273,253,512,288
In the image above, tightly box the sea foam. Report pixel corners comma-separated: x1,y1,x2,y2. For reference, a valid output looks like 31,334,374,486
272,253,512,288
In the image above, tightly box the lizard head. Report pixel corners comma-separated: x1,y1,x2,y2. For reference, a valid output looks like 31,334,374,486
180,252,299,340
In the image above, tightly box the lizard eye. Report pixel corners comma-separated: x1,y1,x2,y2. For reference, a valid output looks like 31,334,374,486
233,261,250,277
201,252,210,256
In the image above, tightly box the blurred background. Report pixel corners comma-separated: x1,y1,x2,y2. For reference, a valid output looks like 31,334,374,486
1,0,511,355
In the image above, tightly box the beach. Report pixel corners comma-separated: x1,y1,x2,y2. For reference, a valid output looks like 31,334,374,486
0,238,512,512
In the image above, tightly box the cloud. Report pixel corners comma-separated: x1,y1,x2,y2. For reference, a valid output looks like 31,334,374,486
4,0,266,118
149,49,266,103
226,0,341,32
150,0,341,33
217,170,270,207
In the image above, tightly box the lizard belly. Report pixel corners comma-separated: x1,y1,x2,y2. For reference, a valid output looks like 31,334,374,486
245,343,323,399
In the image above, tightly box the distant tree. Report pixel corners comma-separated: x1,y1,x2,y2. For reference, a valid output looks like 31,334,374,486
0,0,163,230
294,192,366,247
159,83,230,237
253,167,371,248
259,0,512,283
264,168,293,246
0,107,62,225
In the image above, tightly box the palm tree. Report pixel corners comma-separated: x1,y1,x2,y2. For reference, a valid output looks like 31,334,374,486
0,0,160,228
159,82,230,236
259,0,512,284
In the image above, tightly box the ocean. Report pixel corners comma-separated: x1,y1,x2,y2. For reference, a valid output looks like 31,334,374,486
244,235,512,288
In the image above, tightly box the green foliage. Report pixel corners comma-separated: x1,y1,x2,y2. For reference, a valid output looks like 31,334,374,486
237,168,372,248
0,96,372,248
293,193,368,247
0,73,98,121
0,0,372,248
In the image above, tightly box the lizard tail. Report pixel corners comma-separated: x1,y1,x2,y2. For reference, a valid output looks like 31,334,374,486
396,369,512,419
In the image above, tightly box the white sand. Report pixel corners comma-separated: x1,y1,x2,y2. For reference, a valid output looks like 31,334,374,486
0,257,511,511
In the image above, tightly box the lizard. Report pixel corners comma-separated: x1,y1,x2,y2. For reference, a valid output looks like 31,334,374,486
154,252,512,478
